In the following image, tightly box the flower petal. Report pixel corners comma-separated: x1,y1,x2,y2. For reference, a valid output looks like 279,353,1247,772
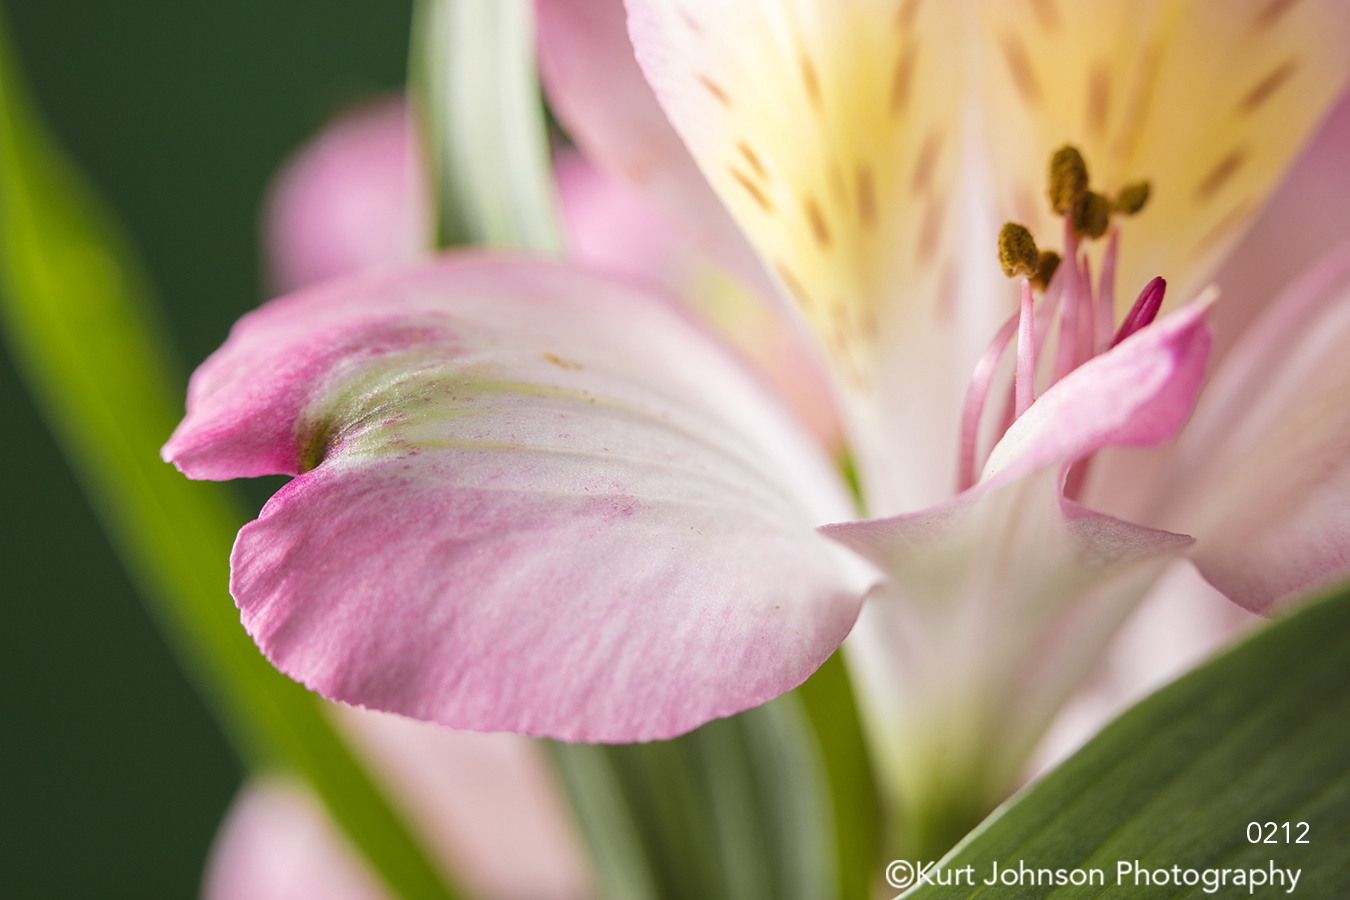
977,0,1350,309
555,146,685,285
1107,241,1350,613
821,304,1209,850
1029,558,1258,779
332,708,592,899
264,97,427,295
203,778,389,900
624,0,992,516
556,148,843,450
828,475,1193,851
536,0,768,289
163,256,867,742
203,713,591,900
624,0,964,388
1211,84,1350,362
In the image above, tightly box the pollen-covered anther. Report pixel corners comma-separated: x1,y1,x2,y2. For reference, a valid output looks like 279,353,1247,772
1048,145,1089,215
1072,191,1112,240
998,222,1039,278
1115,181,1151,215
1030,250,1060,291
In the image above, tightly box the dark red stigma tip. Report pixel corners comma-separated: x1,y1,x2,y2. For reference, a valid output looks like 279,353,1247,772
1110,276,1166,348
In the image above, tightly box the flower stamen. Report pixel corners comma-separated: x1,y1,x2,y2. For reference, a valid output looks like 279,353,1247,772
1095,228,1120,353
957,145,1165,492
1031,249,1060,292
1048,145,1088,215
1053,215,1082,383
1071,190,1112,240
998,222,1039,278
1114,181,1151,215
1016,278,1036,418
957,310,1019,492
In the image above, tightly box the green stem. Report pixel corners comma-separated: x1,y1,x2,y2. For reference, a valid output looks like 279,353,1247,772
410,0,564,254
0,10,462,899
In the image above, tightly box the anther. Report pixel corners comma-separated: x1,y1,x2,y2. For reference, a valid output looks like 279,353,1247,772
1048,146,1089,215
1030,250,1060,291
1115,181,1151,215
998,222,1039,278
1072,190,1112,240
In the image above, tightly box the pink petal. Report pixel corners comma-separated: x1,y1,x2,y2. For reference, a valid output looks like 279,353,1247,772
1028,559,1259,778
264,97,428,296
555,147,684,285
828,481,1195,817
203,717,592,900
555,148,843,450
163,256,867,742
1115,242,1350,614
203,777,389,900
333,708,591,900
1211,85,1350,363
980,301,1213,489
535,0,768,290
822,307,1209,825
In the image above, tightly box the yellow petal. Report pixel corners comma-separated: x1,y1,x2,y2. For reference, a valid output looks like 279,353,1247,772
976,0,1350,309
627,0,965,391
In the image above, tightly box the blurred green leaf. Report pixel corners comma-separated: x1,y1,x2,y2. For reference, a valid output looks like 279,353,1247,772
552,653,879,900
411,0,563,253
798,651,882,900
903,581,1350,898
549,740,664,900
0,10,462,900
552,693,840,900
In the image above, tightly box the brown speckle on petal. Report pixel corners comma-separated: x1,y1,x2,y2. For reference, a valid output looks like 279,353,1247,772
1239,59,1299,113
803,195,832,249
698,73,731,107
729,167,774,213
1000,35,1041,106
1195,149,1247,203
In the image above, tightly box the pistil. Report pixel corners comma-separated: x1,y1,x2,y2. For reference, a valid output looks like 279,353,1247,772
1111,276,1168,348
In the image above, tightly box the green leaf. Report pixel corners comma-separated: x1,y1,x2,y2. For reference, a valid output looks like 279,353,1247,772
797,651,882,900
902,581,1350,898
551,693,839,900
0,11,463,900
551,654,880,900
411,0,564,253
549,740,665,900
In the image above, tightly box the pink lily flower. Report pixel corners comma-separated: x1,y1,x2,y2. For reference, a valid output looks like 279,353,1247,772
165,0,1350,859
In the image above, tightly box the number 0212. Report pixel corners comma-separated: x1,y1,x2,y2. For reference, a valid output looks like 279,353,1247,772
1246,822,1310,843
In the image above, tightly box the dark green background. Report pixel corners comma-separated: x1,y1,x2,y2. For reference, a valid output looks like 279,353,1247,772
0,2,413,896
